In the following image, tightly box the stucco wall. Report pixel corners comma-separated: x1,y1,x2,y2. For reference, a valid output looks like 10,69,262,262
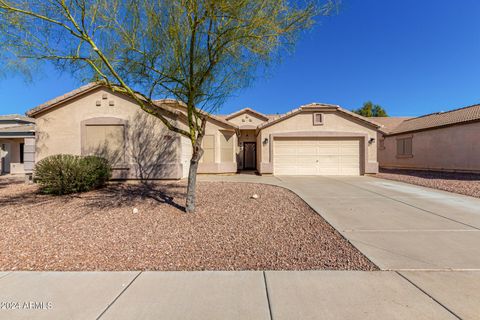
194,119,237,174
379,121,480,173
257,110,379,174
226,111,266,127
35,87,184,179
34,86,238,179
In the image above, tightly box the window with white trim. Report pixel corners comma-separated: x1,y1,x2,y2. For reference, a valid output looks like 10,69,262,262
313,113,323,125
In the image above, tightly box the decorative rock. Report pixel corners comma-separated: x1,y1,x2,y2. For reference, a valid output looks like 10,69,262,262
250,194,259,199
133,208,139,214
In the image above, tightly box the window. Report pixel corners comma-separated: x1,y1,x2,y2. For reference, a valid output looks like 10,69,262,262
85,125,125,164
220,132,234,162
379,138,385,150
201,135,215,163
396,137,413,157
19,143,24,164
313,113,323,125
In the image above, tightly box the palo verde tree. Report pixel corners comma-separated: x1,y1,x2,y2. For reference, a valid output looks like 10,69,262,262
0,0,338,212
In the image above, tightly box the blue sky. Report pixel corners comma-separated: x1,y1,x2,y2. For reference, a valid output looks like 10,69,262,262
1,0,479,117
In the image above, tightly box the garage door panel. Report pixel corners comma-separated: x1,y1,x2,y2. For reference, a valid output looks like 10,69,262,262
296,148,317,156
274,138,361,176
275,146,296,155
340,155,360,164
317,146,340,155
275,155,298,164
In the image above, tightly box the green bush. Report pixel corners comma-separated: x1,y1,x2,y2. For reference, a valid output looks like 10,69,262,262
34,154,112,195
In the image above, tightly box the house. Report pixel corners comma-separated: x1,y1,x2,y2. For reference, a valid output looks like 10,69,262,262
25,82,381,179
374,103,480,173
0,115,35,175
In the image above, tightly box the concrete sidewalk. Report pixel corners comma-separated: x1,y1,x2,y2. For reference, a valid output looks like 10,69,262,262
1,270,479,320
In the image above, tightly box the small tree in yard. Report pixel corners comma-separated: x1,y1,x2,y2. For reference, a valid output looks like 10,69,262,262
0,0,338,212
353,101,388,117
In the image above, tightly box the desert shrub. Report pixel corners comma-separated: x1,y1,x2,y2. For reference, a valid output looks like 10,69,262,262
34,154,112,195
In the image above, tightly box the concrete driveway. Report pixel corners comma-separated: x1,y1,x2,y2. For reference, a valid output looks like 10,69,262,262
201,174,480,271
277,176,480,271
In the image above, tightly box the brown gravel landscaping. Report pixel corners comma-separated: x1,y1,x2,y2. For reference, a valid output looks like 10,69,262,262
375,169,480,198
0,179,376,271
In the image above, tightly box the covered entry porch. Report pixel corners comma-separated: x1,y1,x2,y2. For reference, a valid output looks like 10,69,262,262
236,129,257,172
0,131,35,176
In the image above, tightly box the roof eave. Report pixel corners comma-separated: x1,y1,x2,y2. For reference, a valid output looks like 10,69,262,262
225,108,269,121
386,118,480,136
257,103,382,131
26,82,104,117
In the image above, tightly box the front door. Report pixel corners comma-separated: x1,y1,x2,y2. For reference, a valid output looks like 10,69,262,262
1,143,11,174
243,142,256,170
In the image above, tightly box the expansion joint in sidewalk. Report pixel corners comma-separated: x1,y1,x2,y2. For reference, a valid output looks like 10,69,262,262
263,271,274,320
396,272,463,320
96,271,142,320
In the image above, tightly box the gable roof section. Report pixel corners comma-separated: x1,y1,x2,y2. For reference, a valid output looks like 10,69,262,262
371,117,412,134
0,124,35,137
388,103,480,135
27,82,183,119
155,99,237,130
26,83,237,129
225,108,270,121
257,103,382,130
27,82,103,117
0,114,35,123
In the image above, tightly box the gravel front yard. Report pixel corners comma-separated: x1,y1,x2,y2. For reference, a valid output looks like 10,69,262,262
0,180,376,271
375,169,480,198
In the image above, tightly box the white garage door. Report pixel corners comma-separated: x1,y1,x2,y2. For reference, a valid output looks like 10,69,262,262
274,138,361,176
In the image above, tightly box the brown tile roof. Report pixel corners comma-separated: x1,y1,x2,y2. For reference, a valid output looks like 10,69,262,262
154,99,238,129
225,108,270,121
388,103,480,135
26,83,236,129
27,82,102,117
257,103,382,130
370,117,412,134
0,124,35,136
0,114,35,123
216,112,282,128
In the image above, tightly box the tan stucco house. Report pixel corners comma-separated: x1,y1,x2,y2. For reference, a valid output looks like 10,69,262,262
22,82,381,179
0,115,35,175
375,103,480,173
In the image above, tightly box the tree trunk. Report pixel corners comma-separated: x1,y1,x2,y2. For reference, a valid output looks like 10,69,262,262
185,136,204,213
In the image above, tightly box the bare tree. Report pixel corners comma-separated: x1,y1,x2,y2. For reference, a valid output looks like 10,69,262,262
0,0,338,212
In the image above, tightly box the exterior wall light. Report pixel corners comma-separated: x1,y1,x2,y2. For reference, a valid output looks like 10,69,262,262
369,137,376,144
263,138,268,145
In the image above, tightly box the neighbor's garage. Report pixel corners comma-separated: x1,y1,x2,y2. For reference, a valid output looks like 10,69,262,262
273,137,361,175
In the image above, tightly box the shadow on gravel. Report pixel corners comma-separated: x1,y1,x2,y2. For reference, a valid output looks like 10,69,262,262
80,182,186,212
380,169,480,181
0,181,187,212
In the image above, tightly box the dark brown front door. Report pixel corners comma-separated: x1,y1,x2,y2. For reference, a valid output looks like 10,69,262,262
243,142,256,170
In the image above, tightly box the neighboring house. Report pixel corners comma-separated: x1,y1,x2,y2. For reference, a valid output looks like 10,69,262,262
25,82,381,179
374,103,480,173
0,115,35,175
